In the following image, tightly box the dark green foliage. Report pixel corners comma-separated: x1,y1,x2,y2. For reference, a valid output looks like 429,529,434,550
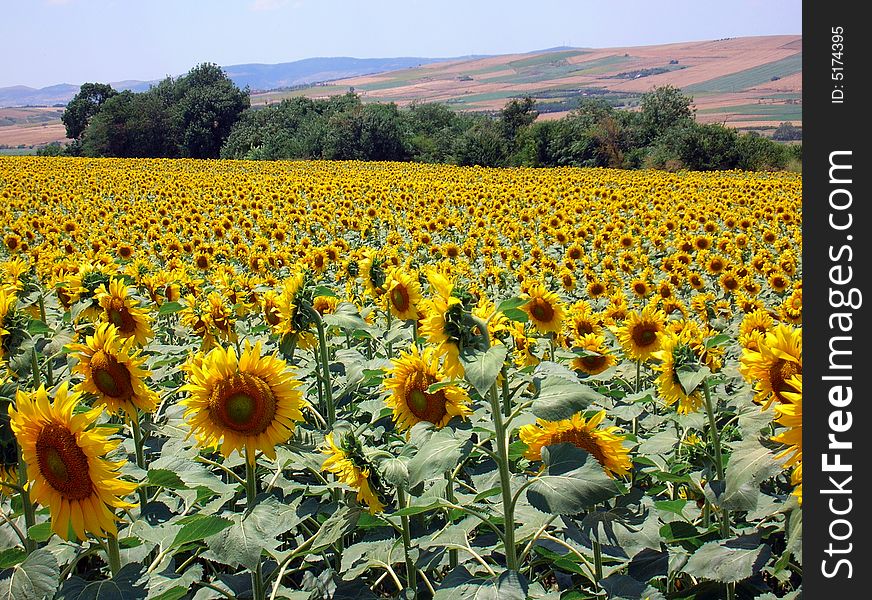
65,70,794,171
76,64,248,159
771,121,802,141
61,82,118,140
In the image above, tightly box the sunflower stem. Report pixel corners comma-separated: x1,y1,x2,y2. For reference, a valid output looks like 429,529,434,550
501,364,511,418
444,471,458,570
593,538,604,589
313,313,335,428
16,447,37,553
244,447,266,600
385,305,393,358
635,359,641,393
106,534,122,576
37,293,55,387
487,383,518,572
30,348,41,389
130,411,149,508
397,487,417,597
702,378,733,600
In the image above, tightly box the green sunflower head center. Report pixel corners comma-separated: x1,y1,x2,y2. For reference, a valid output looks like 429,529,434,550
211,372,277,435
90,350,134,399
36,423,92,500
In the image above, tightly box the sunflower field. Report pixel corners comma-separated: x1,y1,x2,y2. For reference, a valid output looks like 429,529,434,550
0,156,801,599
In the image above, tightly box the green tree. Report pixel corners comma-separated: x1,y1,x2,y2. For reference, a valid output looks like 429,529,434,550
173,63,250,158
639,85,694,143
61,82,118,140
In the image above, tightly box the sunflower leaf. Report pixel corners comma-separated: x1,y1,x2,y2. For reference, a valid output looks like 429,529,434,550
171,514,233,548
461,344,507,397
527,443,620,514
56,563,146,600
723,437,785,511
407,428,470,488
675,365,711,396
432,566,529,600
157,301,183,316
0,548,58,600
682,535,772,584
531,375,605,421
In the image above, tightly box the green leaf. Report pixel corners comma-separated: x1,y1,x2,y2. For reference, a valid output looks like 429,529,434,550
393,498,452,517
527,444,620,515
531,375,605,421
654,499,689,519
378,457,409,488
147,469,187,490
310,506,361,553
704,334,732,349
501,308,529,323
27,320,52,335
171,514,233,548
723,438,785,511
0,548,59,600
682,536,772,583
203,497,298,570
433,567,529,600
323,303,369,331
0,549,26,570
27,521,54,542
497,297,528,313
312,285,338,298
461,344,507,397
158,301,183,316
659,521,700,543
407,428,468,488
56,563,146,600
676,365,711,396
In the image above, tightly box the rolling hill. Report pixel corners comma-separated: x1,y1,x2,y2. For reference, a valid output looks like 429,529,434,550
0,35,800,150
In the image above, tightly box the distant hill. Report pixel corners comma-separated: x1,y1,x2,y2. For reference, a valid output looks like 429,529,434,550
255,35,802,130
0,56,467,108
0,36,801,149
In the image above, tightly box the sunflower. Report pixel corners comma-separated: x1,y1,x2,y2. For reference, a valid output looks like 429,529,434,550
8,383,136,540
613,304,666,362
419,270,468,377
181,341,306,463
96,278,153,346
519,411,631,478
772,374,802,505
322,432,385,514
739,308,773,352
359,252,387,298
571,334,616,376
739,324,802,409
384,345,471,432
386,268,423,321
70,323,158,417
651,331,706,414
274,271,317,350
522,283,565,334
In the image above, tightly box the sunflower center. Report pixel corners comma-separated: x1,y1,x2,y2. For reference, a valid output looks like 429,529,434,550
210,372,277,435
529,299,554,323
107,298,137,334
770,359,800,402
576,321,593,336
631,324,659,348
90,350,134,399
580,355,608,372
391,286,410,313
404,371,448,424
36,423,92,500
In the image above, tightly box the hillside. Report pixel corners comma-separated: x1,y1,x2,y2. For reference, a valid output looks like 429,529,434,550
255,35,801,130
0,36,800,150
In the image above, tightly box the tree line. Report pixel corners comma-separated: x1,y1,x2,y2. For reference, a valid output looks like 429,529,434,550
47,62,801,171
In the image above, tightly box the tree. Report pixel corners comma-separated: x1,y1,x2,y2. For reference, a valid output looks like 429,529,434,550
771,122,802,141
61,82,118,140
500,97,538,148
173,63,250,158
639,85,694,143
453,119,507,167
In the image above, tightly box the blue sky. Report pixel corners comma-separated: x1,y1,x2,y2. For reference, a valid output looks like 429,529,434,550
5,0,801,88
